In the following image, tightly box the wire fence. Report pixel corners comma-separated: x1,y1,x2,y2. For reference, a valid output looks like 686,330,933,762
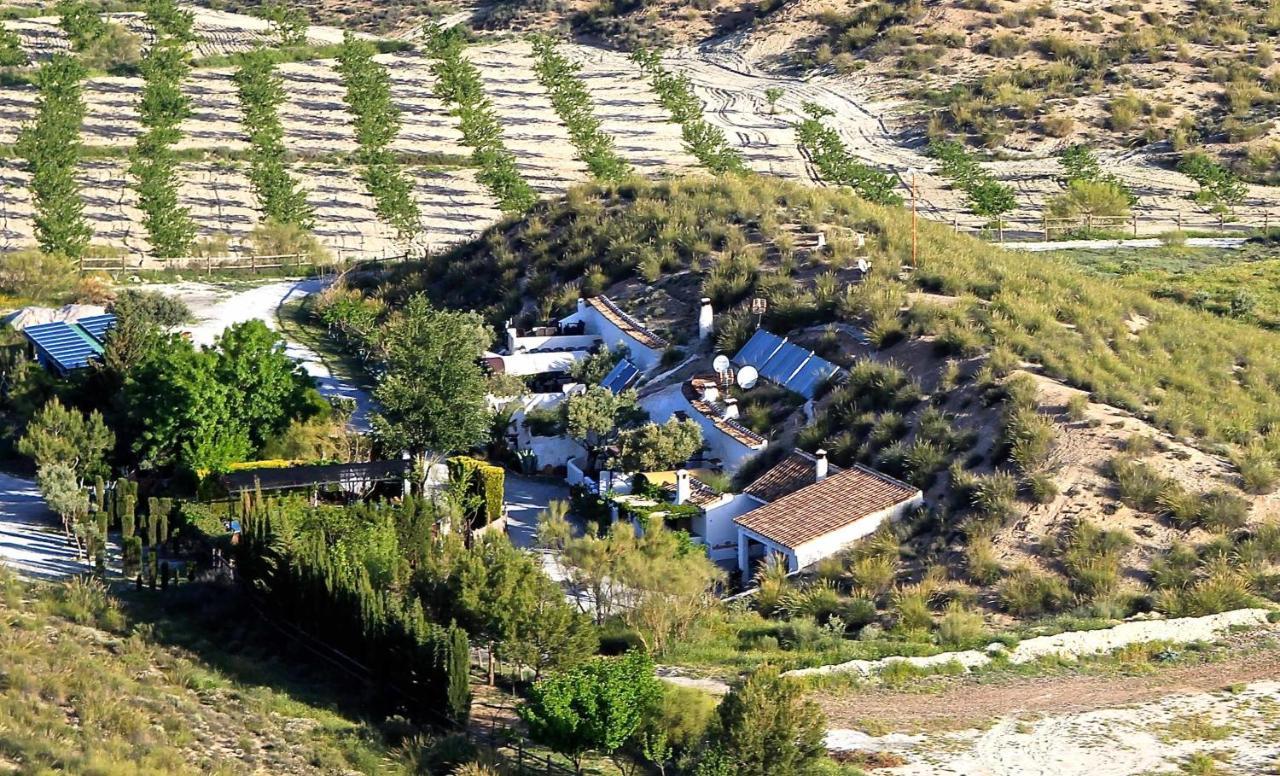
76,246,425,275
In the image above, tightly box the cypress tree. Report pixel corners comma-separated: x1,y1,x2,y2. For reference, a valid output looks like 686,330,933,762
445,623,471,724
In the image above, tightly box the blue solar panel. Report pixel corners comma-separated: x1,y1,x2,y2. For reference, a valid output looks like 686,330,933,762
788,356,840,399
75,314,116,343
734,329,785,369
760,342,811,384
24,321,105,373
600,359,640,394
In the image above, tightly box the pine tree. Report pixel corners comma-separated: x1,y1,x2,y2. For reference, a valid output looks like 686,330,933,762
445,622,471,724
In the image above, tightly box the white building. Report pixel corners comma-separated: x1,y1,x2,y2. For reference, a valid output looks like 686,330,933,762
640,376,768,474
559,296,668,373
732,451,923,581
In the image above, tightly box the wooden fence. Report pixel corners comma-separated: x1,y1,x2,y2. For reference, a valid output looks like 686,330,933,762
77,249,416,275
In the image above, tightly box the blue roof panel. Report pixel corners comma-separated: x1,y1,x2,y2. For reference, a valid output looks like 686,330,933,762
734,329,785,369
788,356,840,399
75,314,116,343
600,359,640,394
24,321,104,372
760,342,811,384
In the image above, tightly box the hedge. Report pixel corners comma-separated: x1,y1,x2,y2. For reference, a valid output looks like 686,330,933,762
448,455,504,527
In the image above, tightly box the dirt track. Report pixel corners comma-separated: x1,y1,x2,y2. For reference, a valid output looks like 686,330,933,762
818,629,1280,731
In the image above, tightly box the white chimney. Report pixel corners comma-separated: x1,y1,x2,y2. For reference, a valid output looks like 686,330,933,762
815,449,829,482
723,398,739,420
698,297,714,342
675,469,691,505
701,383,720,403
577,298,587,314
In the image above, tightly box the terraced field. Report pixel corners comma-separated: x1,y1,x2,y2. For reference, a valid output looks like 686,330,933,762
0,4,1278,259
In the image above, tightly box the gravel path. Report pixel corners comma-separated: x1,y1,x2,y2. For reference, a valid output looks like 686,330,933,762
0,472,96,579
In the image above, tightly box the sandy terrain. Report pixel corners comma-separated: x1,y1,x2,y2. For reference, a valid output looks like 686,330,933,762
827,676,1280,775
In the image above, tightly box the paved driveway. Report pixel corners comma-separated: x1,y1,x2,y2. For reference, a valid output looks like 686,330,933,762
503,473,574,549
0,473,92,579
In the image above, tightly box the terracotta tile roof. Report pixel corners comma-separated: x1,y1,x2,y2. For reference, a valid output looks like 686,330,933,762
681,379,768,449
660,477,726,508
744,450,844,503
586,296,668,351
734,465,920,549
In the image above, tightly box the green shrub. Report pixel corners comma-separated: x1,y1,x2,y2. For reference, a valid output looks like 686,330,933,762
972,472,1019,523
1197,489,1250,533
964,535,1004,584
794,102,901,205
531,36,631,183
998,566,1071,616
1233,446,1279,494
937,601,986,646
632,47,746,174
1108,455,1170,512
447,456,504,527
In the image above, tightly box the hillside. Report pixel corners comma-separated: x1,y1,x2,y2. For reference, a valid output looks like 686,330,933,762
1,1,1278,269
369,174,1280,620
0,570,420,774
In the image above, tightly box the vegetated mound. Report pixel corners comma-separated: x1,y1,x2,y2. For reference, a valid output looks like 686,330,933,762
383,175,1280,455
0,573,410,775
375,174,1280,619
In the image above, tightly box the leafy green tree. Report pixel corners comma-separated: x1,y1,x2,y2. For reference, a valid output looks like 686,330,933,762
257,0,308,46
614,417,702,472
563,386,640,470
335,33,421,239
233,48,314,228
371,294,492,479
124,337,252,472
18,397,114,482
213,320,314,448
17,54,91,259
764,86,783,114
55,0,107,49
699,667,827,776
452,532,596,679
109,289,191,328
130,34,196,257
1046,179,1132,223
794,102,901,205
531,35,631,183
519,651,662,775
1178,152,1247,213
37,461,88,534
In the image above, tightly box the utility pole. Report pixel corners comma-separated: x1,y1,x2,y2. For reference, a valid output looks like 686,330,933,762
910,169,919,270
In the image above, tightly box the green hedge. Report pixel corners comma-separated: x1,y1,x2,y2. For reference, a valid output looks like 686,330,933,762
448,455,504,526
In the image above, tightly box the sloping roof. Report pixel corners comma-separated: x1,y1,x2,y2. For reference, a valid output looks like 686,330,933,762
586,296,668,350
744,449,843,503
682,378,767,449
23,320,109,373
659,476,726,508
221,459,411,492
734,464,920,549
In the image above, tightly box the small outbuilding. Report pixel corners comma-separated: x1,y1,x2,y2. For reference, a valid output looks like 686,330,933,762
733,455,922,581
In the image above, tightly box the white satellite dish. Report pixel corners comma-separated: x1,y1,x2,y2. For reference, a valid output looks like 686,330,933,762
712,354,730,373
736,365,759,390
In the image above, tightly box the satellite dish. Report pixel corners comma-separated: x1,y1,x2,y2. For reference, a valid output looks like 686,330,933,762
712,354,730,373
736,365,759,390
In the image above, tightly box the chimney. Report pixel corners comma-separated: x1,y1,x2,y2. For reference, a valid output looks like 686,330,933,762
675,469,691,505
701,383,719,403
815,449,829,482
577,298,587,315
723,398,739,420
698,297,714,342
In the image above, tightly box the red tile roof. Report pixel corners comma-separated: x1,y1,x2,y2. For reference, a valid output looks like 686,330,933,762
734,464,920,549
681,379,768,448
744,450,843,503
586,296,668,351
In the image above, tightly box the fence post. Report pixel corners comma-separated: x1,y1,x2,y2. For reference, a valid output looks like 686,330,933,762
1218,213,1225,233
1177,211,1182,232
1042,214,1048,241
545,754,552,774
1132,213,1137,237
1264,213,1269,233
